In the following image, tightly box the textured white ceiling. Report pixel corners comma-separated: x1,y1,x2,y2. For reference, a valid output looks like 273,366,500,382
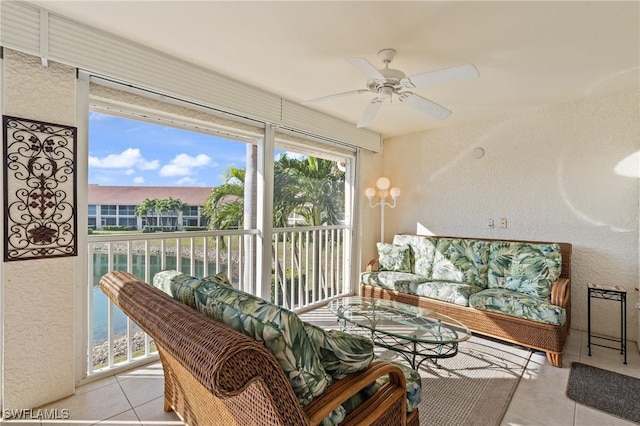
29,1,640,138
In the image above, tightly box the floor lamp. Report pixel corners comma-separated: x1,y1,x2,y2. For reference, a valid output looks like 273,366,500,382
365,177,401,243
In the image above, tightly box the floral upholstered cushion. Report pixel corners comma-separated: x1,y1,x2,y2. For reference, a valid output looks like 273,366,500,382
488,242,562,299
395,280,484,307
194,285,332,407
360,271,428,290
152,270,230,309
202,271,233,287
469,288,566,325
377,243,413,272
341,358,422,413
393,234,438,277
304,322,374,380
431,238,490,287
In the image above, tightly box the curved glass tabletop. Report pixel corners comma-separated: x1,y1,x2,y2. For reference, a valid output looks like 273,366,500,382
328,296,471,345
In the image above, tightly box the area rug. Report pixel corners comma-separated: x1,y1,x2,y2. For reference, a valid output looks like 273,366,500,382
299,309,531,426
376,335,531,426
567,362,640,423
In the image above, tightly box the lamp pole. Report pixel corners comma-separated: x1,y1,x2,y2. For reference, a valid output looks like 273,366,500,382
366,177,400,243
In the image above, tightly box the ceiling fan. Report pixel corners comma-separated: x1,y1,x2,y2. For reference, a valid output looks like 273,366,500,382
304,49,480,128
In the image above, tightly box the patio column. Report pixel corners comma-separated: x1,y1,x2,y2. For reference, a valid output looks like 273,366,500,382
1,49,77,409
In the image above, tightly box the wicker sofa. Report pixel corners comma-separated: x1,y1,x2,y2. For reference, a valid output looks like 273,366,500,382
100,270,420,426
361,235,572,368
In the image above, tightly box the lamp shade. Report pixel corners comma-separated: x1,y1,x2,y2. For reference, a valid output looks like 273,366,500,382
376,177,391,191
390,187,401,199
365,187,376,199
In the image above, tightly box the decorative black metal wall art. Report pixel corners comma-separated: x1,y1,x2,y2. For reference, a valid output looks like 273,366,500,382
3,115,77,261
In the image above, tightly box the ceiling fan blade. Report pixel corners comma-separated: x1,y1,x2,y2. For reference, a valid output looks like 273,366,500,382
357,98,384,128
303,89,369,104
401,64,479,89
399,92,452,119
346,57,385,80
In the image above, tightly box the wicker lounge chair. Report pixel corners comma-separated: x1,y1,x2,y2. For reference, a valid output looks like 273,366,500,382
100,271,418,426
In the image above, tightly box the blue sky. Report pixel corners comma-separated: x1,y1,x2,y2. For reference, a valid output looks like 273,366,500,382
89,112,248,187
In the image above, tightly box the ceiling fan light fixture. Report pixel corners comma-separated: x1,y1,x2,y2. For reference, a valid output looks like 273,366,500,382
307,49,479,128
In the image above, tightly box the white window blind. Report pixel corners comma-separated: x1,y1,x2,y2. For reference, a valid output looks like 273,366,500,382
1,0,382,152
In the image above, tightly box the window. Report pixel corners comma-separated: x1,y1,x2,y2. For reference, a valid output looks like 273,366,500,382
118,205,136,215
88,204,96,215
118,217,137,227
102,205,117,215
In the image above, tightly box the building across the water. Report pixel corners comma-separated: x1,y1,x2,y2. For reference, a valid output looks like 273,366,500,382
88,184,212,230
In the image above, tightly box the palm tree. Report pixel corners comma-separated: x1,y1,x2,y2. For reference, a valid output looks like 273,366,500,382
202,167,245,230
165,197,188,229
275,155,344,226
134,198,157,228
201,155,346,305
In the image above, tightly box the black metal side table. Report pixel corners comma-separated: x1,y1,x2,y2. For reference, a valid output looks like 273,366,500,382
587,283,627,364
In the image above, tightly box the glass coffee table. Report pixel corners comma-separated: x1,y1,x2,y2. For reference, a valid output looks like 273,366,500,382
328,296,471,369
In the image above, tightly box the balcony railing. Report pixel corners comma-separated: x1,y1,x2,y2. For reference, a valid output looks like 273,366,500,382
86,225,351,377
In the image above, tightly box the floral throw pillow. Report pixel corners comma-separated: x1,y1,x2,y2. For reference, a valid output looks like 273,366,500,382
377,243,412,273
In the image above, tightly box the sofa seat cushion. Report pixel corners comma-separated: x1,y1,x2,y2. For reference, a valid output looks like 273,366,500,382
469,288,566,326
194,285,332,407
488,242,562,299
304,322,374,380
341,357,422,414
152,270,231,309
431,238,490,287
395,280,484,307
377,242,413,272
360,271,428,290
393,234,438,277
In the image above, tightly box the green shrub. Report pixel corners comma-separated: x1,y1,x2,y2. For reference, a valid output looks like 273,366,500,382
102,225,137,231
143,226,177,233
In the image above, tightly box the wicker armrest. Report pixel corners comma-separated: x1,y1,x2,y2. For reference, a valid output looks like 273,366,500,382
305,360,407,425
550,278,570,307
366,258,379,272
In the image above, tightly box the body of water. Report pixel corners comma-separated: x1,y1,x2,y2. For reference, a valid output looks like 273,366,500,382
91,253,224,342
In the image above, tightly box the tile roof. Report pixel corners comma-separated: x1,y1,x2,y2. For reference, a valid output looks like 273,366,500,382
88,185,212,206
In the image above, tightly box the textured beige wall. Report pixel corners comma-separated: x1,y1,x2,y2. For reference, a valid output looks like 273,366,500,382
370,90,639,340
2,50,76,408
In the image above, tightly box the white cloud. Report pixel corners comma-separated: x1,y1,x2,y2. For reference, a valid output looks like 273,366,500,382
160,153,211,177
176,177,198,186
89,148,159,171
124,169,135,175
138,159,160,170
133,176,144,184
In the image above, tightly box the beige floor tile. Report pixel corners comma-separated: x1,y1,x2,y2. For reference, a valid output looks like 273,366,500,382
75,376,119,396
93,409,140,425
39,381,132,424
500,411,545,426
575,404,638,426
504,383,576,426
117,375,165,409
133,396,183,425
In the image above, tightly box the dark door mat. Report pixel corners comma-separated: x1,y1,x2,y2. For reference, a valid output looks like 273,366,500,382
567,362,640,423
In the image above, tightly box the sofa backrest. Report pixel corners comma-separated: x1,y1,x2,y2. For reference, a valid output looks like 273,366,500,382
390,234,572,297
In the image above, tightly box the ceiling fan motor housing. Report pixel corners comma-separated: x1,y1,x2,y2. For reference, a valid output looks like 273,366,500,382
368,67,406,94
